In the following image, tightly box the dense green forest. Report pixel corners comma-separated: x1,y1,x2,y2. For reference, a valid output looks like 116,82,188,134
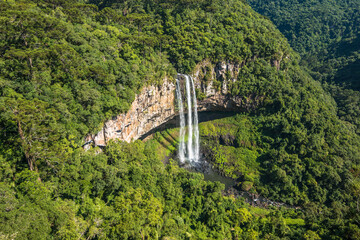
247,0,360,133
247,0,360,85
0,0,360,239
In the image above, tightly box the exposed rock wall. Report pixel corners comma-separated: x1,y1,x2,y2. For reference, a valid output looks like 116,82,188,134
85,61,264,147
193,60,263,112
85,78,176,147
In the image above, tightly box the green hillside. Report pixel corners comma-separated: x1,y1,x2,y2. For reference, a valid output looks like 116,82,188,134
247,0,360,133
0,0,359,239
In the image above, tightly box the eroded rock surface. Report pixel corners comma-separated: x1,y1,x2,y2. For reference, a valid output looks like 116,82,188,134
86,78,176,146
85,61,264,147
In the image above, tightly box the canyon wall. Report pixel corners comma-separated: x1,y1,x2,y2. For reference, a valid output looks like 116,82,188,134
84,61,264,148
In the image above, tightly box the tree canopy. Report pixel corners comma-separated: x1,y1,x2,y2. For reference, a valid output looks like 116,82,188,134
0,0,359,239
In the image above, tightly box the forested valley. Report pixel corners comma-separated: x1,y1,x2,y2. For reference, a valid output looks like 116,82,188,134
248,0,360,133
0,0,359,239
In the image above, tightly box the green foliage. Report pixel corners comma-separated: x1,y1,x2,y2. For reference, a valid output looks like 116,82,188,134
247,0,360,134
0,0,359,239
0,139,310,239
0,0,176,175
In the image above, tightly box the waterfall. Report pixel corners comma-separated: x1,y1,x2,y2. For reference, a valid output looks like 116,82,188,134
190,76,200,162
176,74,200,163
176,79,186,163
185,75,194,160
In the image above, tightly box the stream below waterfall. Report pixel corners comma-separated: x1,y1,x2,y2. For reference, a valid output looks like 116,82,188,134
185,160,237,189
175,73,297,209
186,160,298,209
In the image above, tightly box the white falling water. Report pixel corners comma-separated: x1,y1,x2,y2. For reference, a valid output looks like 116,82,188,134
176,74,200,163
176,79,186,163
190,76,200,162
185,75,194,160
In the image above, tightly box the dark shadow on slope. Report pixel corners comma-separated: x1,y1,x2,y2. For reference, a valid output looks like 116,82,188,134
331,34,360,59
333,58,360,91
139,111,238,140
160,131,178,149
320,33,360,90
163,129,178,143
155,137,170,150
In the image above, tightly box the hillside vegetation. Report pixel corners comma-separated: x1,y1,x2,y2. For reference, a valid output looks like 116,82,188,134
247,0,360,133
0,0,359,239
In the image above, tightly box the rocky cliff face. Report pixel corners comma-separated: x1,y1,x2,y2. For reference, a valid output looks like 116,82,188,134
85,61,264,147
85,78,176,147
194,60,263,112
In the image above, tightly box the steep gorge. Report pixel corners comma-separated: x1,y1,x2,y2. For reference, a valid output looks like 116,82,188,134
85,61,264,147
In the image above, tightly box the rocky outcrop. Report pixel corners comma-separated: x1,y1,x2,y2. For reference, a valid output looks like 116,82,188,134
193,60,263,112
85,78,176,147
84,61,264,148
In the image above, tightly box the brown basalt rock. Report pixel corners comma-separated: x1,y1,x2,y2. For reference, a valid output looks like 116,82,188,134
85,77,176,146
84,61,264,148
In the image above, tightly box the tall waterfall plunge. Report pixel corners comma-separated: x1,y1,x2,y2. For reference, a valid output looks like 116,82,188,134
176,74,200,163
